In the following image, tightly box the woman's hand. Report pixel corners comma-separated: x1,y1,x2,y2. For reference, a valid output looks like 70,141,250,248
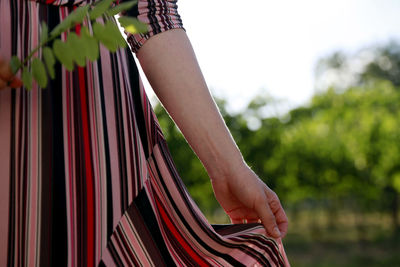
211,164,288,239
0,57,22,90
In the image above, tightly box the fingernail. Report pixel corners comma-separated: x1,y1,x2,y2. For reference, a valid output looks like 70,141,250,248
273,227,281,237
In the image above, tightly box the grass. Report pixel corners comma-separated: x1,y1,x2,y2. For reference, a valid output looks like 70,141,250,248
283,210,400,266
285,232,400,267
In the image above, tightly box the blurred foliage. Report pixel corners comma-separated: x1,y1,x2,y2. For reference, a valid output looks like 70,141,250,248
153,41,400,255
315,41,400,91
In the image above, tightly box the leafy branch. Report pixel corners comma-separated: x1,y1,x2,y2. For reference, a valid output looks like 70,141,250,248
10,0,147,90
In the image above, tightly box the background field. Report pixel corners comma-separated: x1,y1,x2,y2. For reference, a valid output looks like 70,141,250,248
153,41,400,266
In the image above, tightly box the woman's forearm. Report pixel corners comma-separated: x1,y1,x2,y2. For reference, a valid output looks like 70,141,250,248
137,29,246,179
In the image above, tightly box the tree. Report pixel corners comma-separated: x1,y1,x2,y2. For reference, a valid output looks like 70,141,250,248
154,41,400,233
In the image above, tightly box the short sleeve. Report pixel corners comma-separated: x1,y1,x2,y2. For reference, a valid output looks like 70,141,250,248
122,0,185,53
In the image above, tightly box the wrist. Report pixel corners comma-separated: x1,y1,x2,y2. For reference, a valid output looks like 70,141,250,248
205,153,248,182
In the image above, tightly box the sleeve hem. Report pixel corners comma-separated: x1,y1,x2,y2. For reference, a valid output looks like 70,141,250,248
127,24,186,54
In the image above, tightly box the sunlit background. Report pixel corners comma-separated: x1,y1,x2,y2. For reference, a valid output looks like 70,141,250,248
135,1,400,266
140,0,400,112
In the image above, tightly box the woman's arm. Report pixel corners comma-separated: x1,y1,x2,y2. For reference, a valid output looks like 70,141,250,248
137,29,288,238
138,29,243,180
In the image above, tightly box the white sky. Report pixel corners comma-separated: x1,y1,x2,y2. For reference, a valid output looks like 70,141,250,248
137,0,400,114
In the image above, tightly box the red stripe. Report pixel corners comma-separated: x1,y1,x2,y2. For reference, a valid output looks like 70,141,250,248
155,197,209,266
76,22,95,267
78,65,95,267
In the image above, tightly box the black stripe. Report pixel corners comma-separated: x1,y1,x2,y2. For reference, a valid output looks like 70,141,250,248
143,0,161,35
108,241,125,267
230,237,273,267
130,188,175,266
240,235,284,266
71,59,85,266
97,56,114,240
39,4,53,265
110,51,129,212
7,2,18,265
114,227,141,266
126,48,150,158
116,49,140,197
32,5,68,266
49,60,69,267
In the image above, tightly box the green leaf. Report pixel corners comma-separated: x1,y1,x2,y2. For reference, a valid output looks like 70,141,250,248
22,67,33,90
118,16,147,34
50,17,73,37
50,5,91,38
69,5,90,24
10,56,22,74
32,58,48,88
43,47,56,79
105,20,127,48
81,27,100,61
67,32,86,67
89,0,114,20
93,22,118,52
106,0,137,16
40,22,48,45
53,39,74,71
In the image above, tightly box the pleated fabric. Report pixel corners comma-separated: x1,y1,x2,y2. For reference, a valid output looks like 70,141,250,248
0,0,289,266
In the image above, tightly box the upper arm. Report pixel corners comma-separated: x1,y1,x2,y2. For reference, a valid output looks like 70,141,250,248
121,0,185,53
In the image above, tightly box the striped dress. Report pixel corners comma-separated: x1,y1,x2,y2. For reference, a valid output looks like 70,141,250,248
0,0,289,266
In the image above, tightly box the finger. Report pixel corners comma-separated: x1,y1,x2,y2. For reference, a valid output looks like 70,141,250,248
8,77,23,88
0,58,15,82
0,76,22,90
278,221,289,238
266,190,289,237
268,194,282,215
254,195,280,238
274,206,288,237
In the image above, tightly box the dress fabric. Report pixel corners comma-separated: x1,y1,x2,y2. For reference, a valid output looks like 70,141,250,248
0,0,289,266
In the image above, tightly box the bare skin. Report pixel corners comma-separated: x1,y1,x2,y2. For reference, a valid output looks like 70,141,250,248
0,57,22,90
137,29,288,238
0,29,288,239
